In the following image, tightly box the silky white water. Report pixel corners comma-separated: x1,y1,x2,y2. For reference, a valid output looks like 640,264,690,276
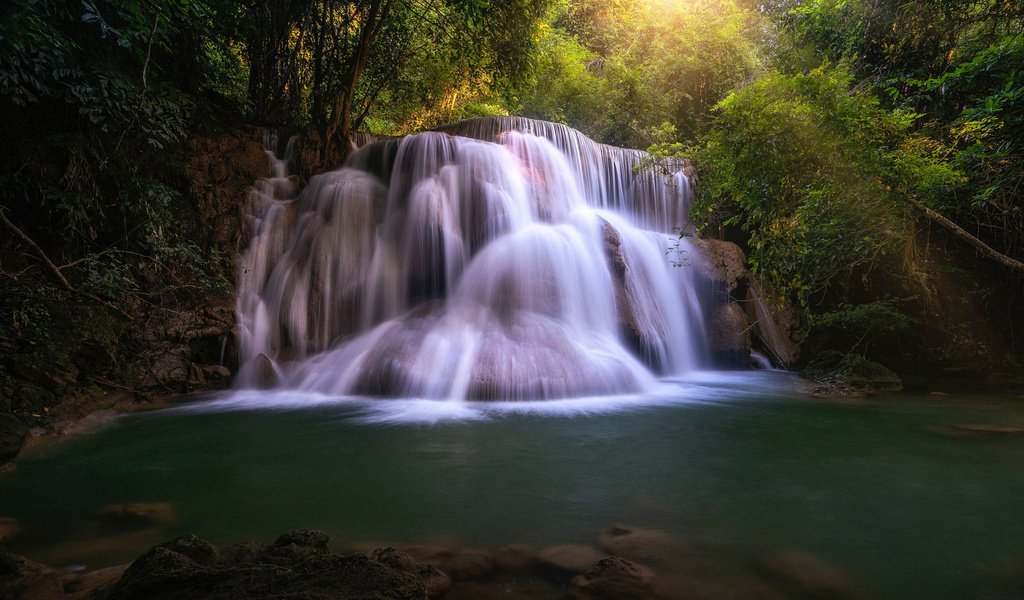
236,117,709,400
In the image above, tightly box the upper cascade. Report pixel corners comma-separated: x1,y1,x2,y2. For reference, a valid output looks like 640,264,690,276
236,117,710,401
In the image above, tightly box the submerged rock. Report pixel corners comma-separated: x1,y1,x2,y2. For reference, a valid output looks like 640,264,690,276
404,545,495,581
571,556,658,600
536,544,605,576
597,525,686,566
95,533,432,600
757,549,859,599
93,503,175,529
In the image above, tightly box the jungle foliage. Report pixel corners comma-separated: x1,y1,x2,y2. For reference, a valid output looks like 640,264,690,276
0,0,550,310
522,0,1023,363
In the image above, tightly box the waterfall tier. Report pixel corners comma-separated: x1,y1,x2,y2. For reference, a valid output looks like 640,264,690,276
237,117,709,400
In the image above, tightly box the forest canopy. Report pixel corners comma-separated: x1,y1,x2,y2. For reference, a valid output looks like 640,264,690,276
1,0,1022,367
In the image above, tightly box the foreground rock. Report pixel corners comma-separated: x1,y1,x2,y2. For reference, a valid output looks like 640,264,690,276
87,530,432,600
571,556,658,600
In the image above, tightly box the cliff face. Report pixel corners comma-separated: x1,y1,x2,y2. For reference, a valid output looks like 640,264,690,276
691,238,804,369
0,127,269,465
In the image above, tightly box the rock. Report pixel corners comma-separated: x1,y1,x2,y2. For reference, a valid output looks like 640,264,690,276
0,517,20,543
758,549,857,599
0,546,64,600
94,503,175,529
746,277,803,368
404,545,495,581
0,413,27,463
200,364,231,383
802,351,902,395
953,423,1024,435
536,544,605,576
493,543,536,573
571,556,658,600
158,534,218,567
597,525,686,565
99,535,428,600
62,564,128,598
692,239,749,298
707,303,751,367
372,548,452,598
417,563,452,599
275,529,330,553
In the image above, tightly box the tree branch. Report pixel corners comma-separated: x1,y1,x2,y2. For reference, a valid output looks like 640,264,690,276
907,197,1024,273
1,205,74,291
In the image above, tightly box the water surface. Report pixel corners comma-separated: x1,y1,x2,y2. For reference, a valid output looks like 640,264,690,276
3,372,1023,599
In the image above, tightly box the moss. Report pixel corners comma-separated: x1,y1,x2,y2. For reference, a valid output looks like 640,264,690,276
802,351,902,394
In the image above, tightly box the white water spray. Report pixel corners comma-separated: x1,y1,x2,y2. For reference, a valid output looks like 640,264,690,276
236,118,710,400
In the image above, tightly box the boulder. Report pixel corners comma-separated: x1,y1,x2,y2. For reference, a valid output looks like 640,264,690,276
597,525,686,565
97,534,429,600
0,413,27,463
802,352,902,395
692,239,749,299
571,556,658,600
536,544,605,576
0,546,63,600
707,303,751,367
158,534,218,567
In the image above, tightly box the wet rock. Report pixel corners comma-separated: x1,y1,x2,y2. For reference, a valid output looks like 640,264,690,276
62,564,128,598
405,545,495,581
597,525,686,565
0,517,20,543
158,534,218,567
802,351,902,395
571,556,657,600
94,503,175,529
251,353,279,389
494,543,537,573
275,529,330,553
746,277,803,368
758,549,857,599
0,413,27,463
0,546,63,600
98,535,428,600
200,364,231,382
372,548,451,598
953,423,1024,435
707,303,751,367
692,239,749,299
536,544,605,576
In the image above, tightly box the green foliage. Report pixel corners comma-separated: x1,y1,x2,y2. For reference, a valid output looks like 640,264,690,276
808,300,913,353
688,63,963,305
523,0,763,147
1,0,228,306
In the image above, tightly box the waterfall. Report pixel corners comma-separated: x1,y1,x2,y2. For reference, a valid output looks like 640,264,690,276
236,117,710,401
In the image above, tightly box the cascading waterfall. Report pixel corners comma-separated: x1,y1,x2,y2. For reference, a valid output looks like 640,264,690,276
236,117,710,401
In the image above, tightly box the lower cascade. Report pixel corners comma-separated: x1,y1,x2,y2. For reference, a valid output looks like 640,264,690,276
237,117,711,400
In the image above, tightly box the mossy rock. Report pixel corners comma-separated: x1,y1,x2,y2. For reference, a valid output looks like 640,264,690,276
802,351,902,394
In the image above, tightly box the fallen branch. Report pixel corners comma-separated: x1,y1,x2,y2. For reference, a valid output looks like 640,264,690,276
1,204,134,319
0,205,73,290
907,198,1024,273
